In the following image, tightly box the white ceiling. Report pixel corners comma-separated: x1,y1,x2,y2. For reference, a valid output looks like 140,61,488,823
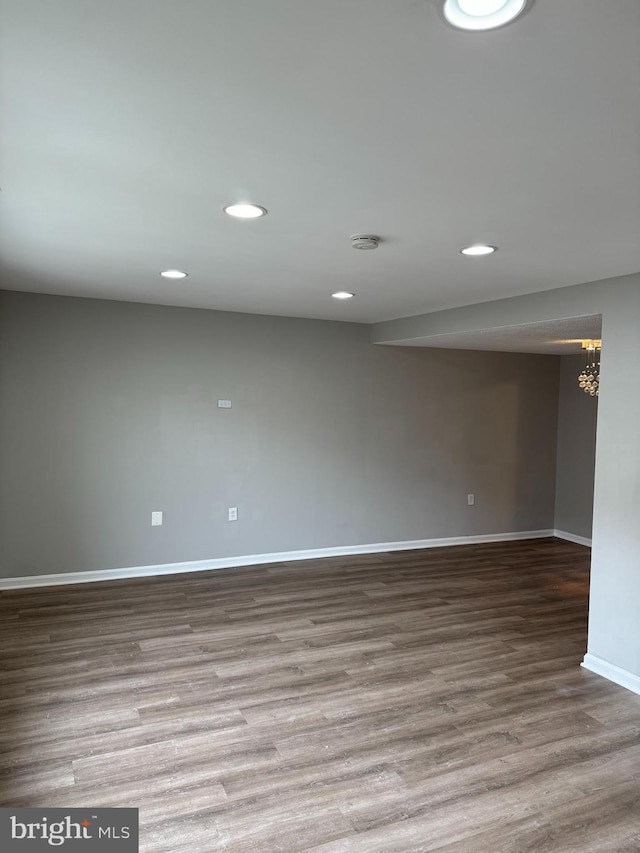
385,314,602,354
1,0,639,323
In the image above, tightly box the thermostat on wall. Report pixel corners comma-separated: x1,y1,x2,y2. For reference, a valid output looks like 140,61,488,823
217,399,232,408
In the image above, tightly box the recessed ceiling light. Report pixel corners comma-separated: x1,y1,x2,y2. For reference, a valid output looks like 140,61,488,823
223,203,268,219
460,244,497,256
332,291,355,300
443,0,528,31
160,269,188,278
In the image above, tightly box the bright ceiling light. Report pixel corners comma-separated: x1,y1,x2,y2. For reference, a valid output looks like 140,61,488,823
443,0,528,30
460,245,497,256
459,0,509,14
160,269,188,278
331,291,355,300
223,203,268,219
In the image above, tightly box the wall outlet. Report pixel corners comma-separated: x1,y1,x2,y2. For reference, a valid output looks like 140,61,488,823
217,399,232,409
228,506,238,521
151,511,163,526
467,494,475,506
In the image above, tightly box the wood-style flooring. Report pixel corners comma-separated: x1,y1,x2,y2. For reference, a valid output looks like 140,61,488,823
1,538,639,852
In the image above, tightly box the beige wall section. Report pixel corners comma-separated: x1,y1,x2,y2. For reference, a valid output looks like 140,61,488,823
554,354,598,540
0,290,560,578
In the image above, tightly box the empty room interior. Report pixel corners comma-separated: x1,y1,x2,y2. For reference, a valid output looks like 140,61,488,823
1,1,640,851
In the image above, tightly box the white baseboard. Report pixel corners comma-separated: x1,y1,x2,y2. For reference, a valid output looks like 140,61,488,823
0,528,554,590
553,529,592,547
582,653,640,696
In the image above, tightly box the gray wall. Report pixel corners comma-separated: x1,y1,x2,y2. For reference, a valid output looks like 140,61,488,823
588,284,640,681
0,290,560,578
372,271,640,682
554,354,598,540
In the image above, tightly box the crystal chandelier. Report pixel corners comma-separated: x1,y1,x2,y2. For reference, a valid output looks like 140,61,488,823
578,340,601,397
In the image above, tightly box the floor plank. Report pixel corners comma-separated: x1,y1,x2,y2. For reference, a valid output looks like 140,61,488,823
1,538,639,851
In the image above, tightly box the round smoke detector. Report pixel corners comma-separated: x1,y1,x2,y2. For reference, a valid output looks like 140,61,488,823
351,234,380,250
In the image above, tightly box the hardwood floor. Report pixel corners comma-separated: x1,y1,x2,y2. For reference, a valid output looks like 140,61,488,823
1,538,639,852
